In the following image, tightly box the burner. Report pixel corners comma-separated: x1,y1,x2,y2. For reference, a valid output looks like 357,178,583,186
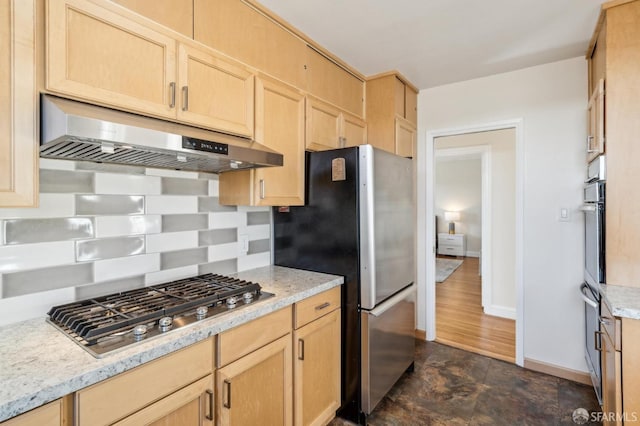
47,274,274,357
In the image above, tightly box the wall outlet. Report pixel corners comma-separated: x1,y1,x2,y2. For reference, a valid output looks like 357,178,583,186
238,234,249,255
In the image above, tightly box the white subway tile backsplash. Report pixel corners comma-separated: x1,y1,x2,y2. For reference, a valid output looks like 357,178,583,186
208,242,239,262
0,166,272,325
209,212,242,229
95,215,162,238
95,173,161,195
145,265,199,285
145,168,199,179
238,252,271,272
0,241,76,273
0,287,75,327
0,194,75,219
244,224,270,241
146,196,198,214
208,178,219,197
94,253,160,282
146,231,198,253
76,236,145,261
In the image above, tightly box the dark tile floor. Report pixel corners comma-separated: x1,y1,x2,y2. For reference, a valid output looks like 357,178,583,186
330,340,601,426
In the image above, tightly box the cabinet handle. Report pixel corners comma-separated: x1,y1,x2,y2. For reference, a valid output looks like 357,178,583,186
586,135,597,153
169,82,176,108
182,86,189,111
315,302,331,311
260,179,265,199
298,338,305,360
205,389,214,420
339,136,346,148
223,380,231,409
594,331,603,352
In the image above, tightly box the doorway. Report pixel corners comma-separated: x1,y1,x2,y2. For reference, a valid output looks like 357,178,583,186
419,119,524,367
434,136,515,362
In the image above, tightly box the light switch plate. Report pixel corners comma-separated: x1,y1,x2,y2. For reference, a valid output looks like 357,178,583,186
559,207,570,222
238,234,249,254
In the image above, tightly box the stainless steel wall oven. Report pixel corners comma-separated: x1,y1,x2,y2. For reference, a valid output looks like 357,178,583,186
580,155,605,405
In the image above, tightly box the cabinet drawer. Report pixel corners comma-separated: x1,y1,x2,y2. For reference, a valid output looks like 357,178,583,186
601,299,621,351
76,339,213,426
295,287,341,329
439,235,464,246
438,245,464,256
217,307,292,367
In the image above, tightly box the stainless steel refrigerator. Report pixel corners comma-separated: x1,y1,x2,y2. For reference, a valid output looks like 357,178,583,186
273,145,415,424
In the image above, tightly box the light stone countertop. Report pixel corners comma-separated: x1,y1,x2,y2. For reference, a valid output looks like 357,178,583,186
600,284,640,320
0,266,343,422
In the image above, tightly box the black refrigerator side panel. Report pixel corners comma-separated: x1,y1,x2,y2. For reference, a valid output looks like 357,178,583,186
273,147,361,420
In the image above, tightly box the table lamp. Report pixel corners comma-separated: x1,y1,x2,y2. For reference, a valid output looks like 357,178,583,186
444,211,460,234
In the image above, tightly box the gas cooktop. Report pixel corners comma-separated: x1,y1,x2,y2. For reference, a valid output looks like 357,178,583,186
47,273,274,357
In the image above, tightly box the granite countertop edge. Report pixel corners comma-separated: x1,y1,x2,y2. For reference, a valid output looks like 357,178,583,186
599,283,640,320
0,266,343,422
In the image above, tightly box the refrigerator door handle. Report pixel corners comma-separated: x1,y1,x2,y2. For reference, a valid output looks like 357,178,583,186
368,285,415,317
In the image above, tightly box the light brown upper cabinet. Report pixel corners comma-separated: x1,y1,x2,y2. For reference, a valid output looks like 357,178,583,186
219,77,305,206
366,72,418,157
46,0,255,138
306,96,367,152
395,116,416,158
46,0,177,119
587,78,605,163
109,0,193,37
0,0,38,208
306,46,365,117
194,0,307,90
177,45,254,137
587,0,640,287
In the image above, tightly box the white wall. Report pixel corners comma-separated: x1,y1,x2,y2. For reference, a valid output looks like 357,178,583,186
417,57,587,371
435,157,482,253
436,129,516,313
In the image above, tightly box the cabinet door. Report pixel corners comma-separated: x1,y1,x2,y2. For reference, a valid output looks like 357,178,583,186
253,78,305,206
405,86,418,126
601,332,622,426
305,47,364,117
113,375,214,426
110,0,193,37
217,334,293,426
341,112,367,148
306,96,341,151
294,309,341,426
395,116,416,158
46,0,177,118
177,44,254,137
1,398,64,426
587,79,605,162
0,0,37,207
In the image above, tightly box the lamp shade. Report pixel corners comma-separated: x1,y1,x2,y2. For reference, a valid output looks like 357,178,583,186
444,211,460,222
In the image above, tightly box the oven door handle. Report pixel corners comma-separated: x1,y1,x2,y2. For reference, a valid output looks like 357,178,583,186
580,284,598,309
581,205,597,212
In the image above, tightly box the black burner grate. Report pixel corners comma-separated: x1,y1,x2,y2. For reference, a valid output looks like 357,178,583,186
47,274,261,345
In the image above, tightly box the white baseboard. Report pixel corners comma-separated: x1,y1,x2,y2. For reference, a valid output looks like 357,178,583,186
524,358,591,385
484,305,516,320
465,251,480,258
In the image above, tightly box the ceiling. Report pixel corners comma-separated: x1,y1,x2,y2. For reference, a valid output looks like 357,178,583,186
257,0,604,90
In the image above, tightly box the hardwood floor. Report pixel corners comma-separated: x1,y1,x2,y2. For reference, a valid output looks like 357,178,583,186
436,256,516,363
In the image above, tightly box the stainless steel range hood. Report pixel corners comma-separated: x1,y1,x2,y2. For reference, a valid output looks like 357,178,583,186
40,95,283,173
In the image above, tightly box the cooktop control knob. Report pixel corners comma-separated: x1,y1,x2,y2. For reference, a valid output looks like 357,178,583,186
158,316,173,332
132,324,148,341
226,296,238,308
195,306,208,320
243,292,254,303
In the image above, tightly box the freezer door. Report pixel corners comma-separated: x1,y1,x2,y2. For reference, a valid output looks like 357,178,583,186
361,284,415,414
359,145,415,309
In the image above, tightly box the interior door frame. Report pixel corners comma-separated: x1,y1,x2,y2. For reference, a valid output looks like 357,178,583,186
435,145,492,311
420,118,524,366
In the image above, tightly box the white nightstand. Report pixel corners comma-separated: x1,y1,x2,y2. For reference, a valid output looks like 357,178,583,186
437,233,466,257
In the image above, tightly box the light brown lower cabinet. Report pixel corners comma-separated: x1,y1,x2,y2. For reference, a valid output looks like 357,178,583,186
216,333,293,425
0,397,69,426
114,375,214,426
294,308,341,426
601,327,622,426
